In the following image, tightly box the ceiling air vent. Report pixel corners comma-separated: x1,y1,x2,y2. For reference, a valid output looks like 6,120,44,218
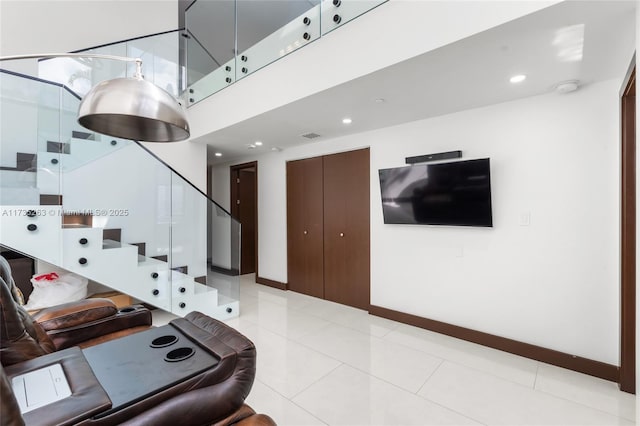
301,132,321,140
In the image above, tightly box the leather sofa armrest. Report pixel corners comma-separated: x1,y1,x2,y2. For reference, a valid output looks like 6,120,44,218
212,404,277,426
4,347,112,426
35,302,152,350
32,298,118,331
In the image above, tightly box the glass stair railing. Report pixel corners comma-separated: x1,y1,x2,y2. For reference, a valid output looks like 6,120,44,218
185,0,387,105
39,30,181,99
0,68,240,320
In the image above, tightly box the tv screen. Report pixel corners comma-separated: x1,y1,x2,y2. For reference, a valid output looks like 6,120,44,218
378,158,493,227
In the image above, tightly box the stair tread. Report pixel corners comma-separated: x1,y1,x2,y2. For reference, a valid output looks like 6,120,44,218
137,255,166,266
62,223,91,229
170,270,194,282
102,239,136,250
71,130,95,140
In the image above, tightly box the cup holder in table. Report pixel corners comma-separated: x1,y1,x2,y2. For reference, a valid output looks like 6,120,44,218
164,347,195,362
119,307,136,314
150,335,179,348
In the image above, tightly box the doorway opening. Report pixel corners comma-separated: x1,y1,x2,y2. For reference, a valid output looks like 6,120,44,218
230,162,258,275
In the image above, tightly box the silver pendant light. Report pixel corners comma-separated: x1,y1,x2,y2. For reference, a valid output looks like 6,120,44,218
1,53,190,142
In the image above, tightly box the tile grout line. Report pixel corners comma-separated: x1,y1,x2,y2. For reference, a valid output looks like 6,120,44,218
427,360,635,425
253,379,329,426
411,361,497,426
290,357,488,426
380,331,542,390
288,362,345,401
415,358,445,395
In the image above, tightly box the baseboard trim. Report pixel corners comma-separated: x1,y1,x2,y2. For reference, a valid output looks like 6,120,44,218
368,305,619,383
256,276,288,291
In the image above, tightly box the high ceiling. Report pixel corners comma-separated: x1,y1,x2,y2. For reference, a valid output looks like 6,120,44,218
200,1,636,165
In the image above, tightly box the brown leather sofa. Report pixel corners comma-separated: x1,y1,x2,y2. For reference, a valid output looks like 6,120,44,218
0,255,152,367
0,256,275,426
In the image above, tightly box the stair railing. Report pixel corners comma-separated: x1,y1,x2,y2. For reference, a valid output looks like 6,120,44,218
0,63,241,319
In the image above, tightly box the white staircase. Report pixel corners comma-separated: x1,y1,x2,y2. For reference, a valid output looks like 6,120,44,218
0,205,238,320
1,69,239,321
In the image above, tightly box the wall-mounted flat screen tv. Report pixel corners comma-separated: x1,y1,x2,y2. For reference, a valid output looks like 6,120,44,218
378,158,493,227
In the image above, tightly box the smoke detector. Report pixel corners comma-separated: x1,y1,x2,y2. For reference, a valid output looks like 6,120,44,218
555,80,580,94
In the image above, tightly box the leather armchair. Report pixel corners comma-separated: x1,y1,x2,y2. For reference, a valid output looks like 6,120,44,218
0,255,152,367
0,256,275,426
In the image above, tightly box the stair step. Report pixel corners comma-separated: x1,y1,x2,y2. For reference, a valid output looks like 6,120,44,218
151,255,168,262
131,242,146,256
40,194,62,205
0,153,37,172
71,130,95,140
137,255,166,266
102,239,137,250
194,275,207,285
172,265,188,274
63,213,92,228
46,141,71,154
103,228,121,242
62,223,92,229
16,153,37,171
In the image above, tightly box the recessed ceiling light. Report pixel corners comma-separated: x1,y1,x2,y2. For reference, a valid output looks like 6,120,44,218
374,98,385,103
254,141,263,146
510,74,527,83
342,118,352,124
214,152,222,157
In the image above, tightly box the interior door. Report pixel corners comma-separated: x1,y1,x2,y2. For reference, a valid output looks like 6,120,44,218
323,148,370,310
239,169,256,274
231,164,257,275
287,157,324,298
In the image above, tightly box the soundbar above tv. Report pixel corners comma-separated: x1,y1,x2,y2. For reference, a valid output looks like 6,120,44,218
378,158,493,227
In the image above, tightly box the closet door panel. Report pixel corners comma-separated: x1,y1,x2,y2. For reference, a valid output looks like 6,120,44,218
303,157,325,298
344,148,370,310
287,160,305,294
323,148,370,310
323,152,348,305
287,157,324,298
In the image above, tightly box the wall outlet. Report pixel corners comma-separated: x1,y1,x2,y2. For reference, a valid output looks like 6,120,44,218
519,212,531,226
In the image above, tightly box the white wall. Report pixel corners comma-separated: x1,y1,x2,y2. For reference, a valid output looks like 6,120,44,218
140,141,208,192
0,0,178,75
213,78,621,365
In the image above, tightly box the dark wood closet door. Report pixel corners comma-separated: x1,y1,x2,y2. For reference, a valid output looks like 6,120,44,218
287,157,324,298
323,148,370,310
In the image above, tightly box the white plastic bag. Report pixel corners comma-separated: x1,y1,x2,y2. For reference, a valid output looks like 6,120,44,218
24,272,88,311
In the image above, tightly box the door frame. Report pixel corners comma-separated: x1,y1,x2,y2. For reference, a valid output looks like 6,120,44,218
230,161,258,275
620,63,636,393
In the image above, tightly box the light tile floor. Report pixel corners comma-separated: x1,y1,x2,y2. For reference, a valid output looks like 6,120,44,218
153,274,637,426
